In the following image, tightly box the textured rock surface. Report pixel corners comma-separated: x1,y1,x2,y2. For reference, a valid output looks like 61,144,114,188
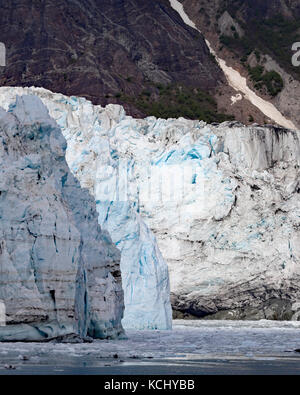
180,0,300,129
0,0,224,118
1,0,299,127
253,54,300,130
0,94,124,341
1,87,299,321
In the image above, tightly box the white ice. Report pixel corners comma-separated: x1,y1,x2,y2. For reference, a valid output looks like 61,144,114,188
0,87,173,332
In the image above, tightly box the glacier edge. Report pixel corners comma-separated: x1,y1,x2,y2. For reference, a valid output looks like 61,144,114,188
0,86,299,322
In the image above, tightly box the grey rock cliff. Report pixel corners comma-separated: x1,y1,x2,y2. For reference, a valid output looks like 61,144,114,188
0,95,124,341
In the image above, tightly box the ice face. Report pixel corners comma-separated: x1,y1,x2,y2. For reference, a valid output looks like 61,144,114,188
0,300,5,326
169,0,296,130
0,94,124,341
0,86,299,322
0,87,172,330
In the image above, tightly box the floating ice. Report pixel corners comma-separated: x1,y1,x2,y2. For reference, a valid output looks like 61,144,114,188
169,0,296,130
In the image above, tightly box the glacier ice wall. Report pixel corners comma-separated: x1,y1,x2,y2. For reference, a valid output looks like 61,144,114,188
0,87,172,330
0,87,299,321
169,0,296,130
0,94,124,341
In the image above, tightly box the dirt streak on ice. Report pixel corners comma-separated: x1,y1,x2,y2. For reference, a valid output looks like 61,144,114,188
169,0,296,130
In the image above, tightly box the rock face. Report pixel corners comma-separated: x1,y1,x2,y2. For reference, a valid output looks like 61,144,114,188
180,0,300,128
218,11,244,39
0,94,124,341
0,0,224,118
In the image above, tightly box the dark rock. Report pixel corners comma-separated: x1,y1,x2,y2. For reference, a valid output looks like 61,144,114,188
0,0,224,118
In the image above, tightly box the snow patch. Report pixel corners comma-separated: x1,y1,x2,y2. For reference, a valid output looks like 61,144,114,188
231,93,243,105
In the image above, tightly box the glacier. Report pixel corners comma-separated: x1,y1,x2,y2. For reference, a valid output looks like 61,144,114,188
0,87,172,331
0,94,124,341
0,86,299,321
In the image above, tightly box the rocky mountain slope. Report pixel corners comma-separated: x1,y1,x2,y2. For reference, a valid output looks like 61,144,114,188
0,1,299,325
180,0,300,128
0,94,124,341
3,87,299,321
0,0,234,122
1,0,297,126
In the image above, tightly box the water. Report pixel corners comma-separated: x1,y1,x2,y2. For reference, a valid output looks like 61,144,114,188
0,320,300,375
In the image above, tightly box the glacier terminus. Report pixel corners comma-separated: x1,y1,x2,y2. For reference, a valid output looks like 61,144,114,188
0,86,299,327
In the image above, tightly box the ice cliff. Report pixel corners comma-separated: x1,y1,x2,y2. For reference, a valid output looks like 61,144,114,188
0,94,124,341
0,87,299,321
0,87,172,331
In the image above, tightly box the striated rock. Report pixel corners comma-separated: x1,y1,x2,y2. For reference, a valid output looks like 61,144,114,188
260,54,300,131
0,94,124,341
0,0,224,118
218,11,244,38
180,0,300,129
1,86,299,322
